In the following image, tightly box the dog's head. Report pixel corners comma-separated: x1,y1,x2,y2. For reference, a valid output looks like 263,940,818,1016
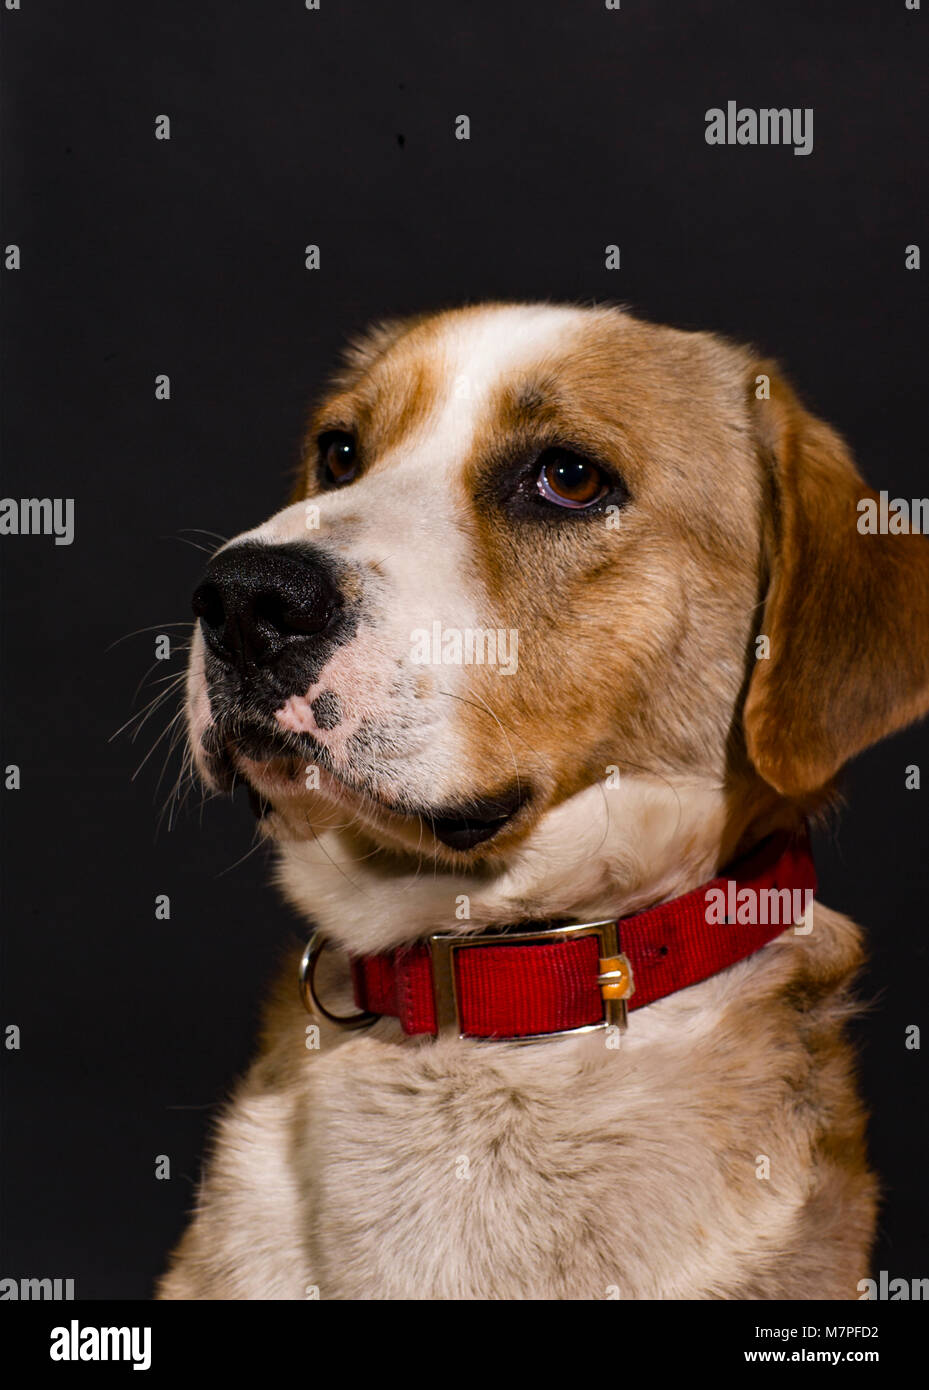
185,303,929,946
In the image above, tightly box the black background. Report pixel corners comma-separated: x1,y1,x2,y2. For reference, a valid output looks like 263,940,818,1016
1,0,926,1299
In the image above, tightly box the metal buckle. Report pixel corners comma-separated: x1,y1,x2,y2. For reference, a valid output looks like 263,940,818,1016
428,919,632,1043
299,931,379,1029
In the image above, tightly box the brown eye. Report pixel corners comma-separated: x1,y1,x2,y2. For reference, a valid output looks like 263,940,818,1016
536,450,607,509
319,431,357,486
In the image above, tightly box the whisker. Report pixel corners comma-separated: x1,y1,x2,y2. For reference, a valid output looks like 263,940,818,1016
178,527,230,545
106,621,193,653
130,653,188,708
110,676,186,744
131,707,188,783
215,831,269,878
169,535,217,557
438,686,523,804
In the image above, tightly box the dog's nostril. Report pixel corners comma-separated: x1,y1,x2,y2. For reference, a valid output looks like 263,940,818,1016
253,590,286,629
192,581,225,629
253,589,336,637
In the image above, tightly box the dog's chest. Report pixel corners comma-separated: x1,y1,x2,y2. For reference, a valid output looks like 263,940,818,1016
298,1037,616,1298
289,1022,783,1300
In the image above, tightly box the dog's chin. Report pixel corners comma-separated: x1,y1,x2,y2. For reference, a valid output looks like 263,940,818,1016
200,723,530,857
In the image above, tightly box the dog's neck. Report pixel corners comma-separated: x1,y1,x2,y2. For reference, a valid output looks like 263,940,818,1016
273,773,800,956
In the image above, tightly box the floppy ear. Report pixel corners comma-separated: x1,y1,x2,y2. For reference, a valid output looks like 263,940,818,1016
743,363,929,799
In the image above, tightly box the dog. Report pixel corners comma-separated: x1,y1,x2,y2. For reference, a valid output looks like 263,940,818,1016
159,301,929,1299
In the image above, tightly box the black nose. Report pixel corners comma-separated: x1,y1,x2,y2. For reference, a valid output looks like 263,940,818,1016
192,542,341,672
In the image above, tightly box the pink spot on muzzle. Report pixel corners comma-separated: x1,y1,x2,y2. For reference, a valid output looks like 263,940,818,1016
275,694,319,734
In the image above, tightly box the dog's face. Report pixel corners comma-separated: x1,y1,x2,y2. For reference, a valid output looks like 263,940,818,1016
186,303,929,939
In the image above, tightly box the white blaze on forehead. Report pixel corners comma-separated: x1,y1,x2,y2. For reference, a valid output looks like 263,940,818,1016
412,302,588,467
316,304,588,601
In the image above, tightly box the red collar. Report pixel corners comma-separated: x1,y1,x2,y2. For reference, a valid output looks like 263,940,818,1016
301,828,816,1042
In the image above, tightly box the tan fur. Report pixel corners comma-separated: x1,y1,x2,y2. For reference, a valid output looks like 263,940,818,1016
159,302,929,1300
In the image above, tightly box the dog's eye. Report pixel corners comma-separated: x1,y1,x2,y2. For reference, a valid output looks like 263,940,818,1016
319,431,357,487
535,450,607,509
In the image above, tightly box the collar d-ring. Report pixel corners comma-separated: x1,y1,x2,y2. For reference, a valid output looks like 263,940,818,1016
299,931,380,1028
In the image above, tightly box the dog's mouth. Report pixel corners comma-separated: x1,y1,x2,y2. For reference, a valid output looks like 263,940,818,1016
425,788,528,850
204,721,529,851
